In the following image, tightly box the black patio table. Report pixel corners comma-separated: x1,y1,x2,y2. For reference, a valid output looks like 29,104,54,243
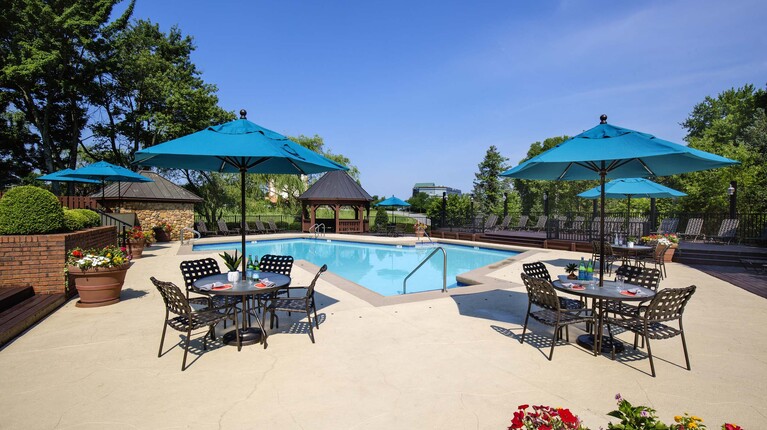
611,244,653,266
193,272,290,351
552,275,656,355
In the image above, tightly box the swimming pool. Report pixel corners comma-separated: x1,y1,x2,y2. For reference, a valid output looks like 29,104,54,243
194,239,519,296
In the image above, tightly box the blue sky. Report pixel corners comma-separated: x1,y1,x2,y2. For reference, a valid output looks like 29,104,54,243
121,0,767,199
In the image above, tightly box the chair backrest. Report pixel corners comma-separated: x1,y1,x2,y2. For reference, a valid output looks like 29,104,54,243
615,264,661,291
268,220,279,231
516,215,529,229
255,220,267,231
520,273,560,311
484,214,498,229
644,285,696,323
498,215,511,229
217,219,230,232
522,261,552,282
179,258,222,290
684,218,703,235
196,221,209,233
571,216,584,230
653,242,671,261
536,215,548,228
657,218,671,232
666,218,679,234
259,254,294,276
151,277,191,317
304,264,328,297
717,218,739,238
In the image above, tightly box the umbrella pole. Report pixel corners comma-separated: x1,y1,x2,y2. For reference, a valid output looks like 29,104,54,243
599,166,606,287
101,179,106,212
240,169,247,280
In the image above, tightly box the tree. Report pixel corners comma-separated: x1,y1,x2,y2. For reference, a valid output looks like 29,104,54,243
0,0,134,191
676,84,767,214
406,192,432,213
471,145,511,215
0,110,38,188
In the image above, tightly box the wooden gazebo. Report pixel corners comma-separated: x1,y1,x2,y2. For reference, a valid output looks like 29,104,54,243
298,171,373,233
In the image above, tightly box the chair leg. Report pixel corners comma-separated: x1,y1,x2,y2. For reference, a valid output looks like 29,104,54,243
520,313,530,344
312,300,319,329
680,324,691,371
644,329,655,377
182,328,192,371
548,326,558,361
306,305,315,343
158,321,168,358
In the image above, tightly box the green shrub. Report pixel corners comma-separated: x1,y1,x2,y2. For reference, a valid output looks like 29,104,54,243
69,209,100,227
0,186,65,235
374,206,389,231
63,209,89,231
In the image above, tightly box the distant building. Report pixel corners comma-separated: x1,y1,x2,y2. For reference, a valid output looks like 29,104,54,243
412,182,462,197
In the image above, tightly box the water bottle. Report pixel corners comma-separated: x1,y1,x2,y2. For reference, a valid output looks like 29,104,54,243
587,259,594,281
578,257,586,280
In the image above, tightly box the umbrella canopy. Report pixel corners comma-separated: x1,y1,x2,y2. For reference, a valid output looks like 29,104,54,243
375,196,411,207
577,178,687,199
133,110,348,276
64,161,153,209
502,115,738,285
36,168,101,184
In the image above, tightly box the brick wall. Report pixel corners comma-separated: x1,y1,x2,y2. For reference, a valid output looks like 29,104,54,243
0,226,116,296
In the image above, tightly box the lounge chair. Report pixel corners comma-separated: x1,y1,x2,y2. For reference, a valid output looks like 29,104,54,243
511,215,529,231
195,221,216,237
678,218,703,242
493,215,512,231
706,218,739,245
255,220,274,234
217,219,240,236
267,220,283,233
245,222,260,234
652,218,679,235
528,215,548,232
482,214,498,231
568,216,585,232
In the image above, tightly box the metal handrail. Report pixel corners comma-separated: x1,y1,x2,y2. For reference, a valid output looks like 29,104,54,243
312,223,326,238
403,246,447,294
180,227,201,245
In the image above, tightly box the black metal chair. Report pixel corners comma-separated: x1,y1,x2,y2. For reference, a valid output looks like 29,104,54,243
591,240,618,274
179,258,240,326
522,262,584,310
519,273,596,360
637,242,671,279
266,264,328,343
604,285,696,377
151,277,227,371
605,264,661,317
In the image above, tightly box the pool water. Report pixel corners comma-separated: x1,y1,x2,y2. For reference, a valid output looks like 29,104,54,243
194,239,519,296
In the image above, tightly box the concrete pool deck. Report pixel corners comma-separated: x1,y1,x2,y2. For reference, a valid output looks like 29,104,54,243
1,234,764,429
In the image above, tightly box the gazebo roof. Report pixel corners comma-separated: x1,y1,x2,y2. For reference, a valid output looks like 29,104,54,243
91,170,202,203
299,171,373,201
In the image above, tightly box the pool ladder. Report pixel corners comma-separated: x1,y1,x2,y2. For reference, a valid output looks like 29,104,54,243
403,246,447,294
311,223,326,239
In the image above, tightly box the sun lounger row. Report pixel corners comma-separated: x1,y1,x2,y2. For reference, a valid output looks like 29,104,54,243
195,219,285,237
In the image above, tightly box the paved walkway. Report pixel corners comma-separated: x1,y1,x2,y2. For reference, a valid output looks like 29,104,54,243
1,235,765,429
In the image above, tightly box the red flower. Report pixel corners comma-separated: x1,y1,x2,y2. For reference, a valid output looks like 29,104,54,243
724,425,742,430
558,408,578,425
72,250,83,258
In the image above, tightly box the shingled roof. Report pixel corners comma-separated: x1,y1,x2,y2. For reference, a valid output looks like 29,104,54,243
91,170,202,203
299,171,373,201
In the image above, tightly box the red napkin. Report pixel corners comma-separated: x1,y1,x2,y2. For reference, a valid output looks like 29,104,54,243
212,284,232,291
620,290,637,296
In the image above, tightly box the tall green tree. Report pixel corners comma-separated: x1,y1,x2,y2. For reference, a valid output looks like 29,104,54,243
471,145,510,215
0,0,134,191
676,84,767,214
406,192,432,213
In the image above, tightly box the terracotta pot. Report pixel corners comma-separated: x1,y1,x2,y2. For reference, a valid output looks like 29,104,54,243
663,246,676,262
567,273,578,280
415,229,424,238
129,238,145,259
68,264,130,308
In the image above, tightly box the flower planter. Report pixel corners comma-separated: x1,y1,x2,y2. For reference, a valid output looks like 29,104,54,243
415,229,424,238
663,244,678,262
68,263,131,308
153,227,170,242
129,238,146,259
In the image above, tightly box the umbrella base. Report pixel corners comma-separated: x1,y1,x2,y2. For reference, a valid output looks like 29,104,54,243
577,334,624,354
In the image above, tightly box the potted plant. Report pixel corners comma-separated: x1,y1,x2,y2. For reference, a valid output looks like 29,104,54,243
565,263,579,279
626,236,637,248
67,245,131,308
220,250,242,282
127,226,153,259
152,220,173,242
413,221,427,238
641,233,679,262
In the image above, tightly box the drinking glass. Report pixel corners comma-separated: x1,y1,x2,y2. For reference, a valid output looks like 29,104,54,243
616,274,624,288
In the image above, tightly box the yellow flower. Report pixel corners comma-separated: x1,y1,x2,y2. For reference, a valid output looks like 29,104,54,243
688,423,697,429
692,416,702,421
674,416,683,422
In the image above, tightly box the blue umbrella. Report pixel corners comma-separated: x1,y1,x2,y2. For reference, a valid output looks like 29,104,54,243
375,196,411,207
65,161,153,209
37,168,101,184
502,115,738,284
133,110,348,276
